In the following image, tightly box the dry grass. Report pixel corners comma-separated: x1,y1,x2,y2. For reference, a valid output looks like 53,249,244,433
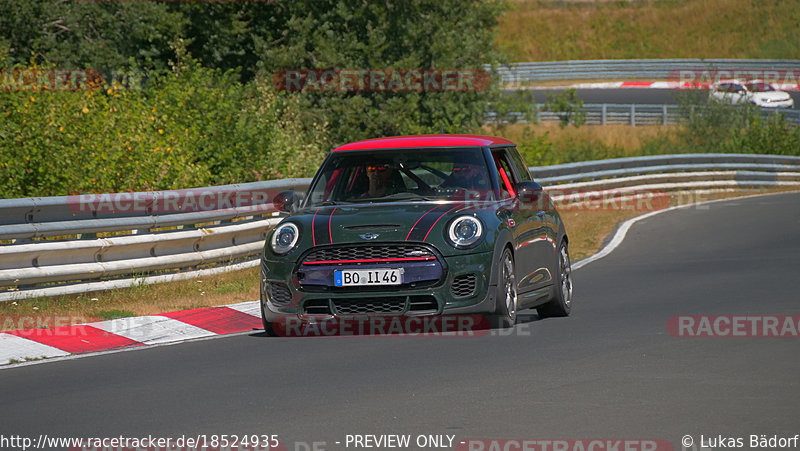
1,186,797,331
497,0,800,62
486,123,677,154
562,208,643,261
0,268,260,332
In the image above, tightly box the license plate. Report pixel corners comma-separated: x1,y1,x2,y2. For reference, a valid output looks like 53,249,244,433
334,268,403,287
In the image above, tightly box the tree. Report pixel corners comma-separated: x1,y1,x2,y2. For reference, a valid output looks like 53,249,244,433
0,0,183,71
252,0,510,144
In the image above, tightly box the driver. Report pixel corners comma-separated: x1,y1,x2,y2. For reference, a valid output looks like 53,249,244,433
365,162,401,197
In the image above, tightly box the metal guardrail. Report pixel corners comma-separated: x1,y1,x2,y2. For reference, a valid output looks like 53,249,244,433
0,178,312,301
488,59,800,83
1,154,799,301
494,104,800,126
530,153,800,182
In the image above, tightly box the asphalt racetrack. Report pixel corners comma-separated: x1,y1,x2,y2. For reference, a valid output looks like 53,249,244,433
1,192,798,450
520,88,800,107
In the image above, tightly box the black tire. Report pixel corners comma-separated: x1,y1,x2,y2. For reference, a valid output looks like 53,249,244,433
538,240,573,318
492,247,518,328
260,274,278,337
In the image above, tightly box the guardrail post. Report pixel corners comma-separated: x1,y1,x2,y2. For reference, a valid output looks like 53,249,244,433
630,104,636,127
662,105,668,126
601,104,607,126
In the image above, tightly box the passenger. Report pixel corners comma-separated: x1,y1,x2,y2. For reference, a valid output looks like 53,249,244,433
442,162,486,191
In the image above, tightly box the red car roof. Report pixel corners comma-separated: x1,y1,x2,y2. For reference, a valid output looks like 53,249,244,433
333,134,514,152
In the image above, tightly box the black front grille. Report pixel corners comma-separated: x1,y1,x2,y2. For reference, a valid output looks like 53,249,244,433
407,295,438,313
302,244,435,264
451,274,477,297
301,295,440,315
268,282,292,306
304,299,332,315
333,297,406,315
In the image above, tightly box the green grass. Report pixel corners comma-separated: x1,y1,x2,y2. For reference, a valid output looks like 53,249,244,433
8,356,48,364
498,0,800,62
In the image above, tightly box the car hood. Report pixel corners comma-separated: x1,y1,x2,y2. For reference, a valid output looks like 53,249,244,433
274,201,499,257
293,202,473,243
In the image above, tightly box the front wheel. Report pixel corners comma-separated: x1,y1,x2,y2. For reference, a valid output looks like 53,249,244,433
537,241,573,318
492,248,518,328
260,274,278,337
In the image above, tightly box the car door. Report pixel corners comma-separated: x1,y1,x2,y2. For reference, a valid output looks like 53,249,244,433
731,83,747,104
711,83,730,102
507,145,560,280
491,148,552,298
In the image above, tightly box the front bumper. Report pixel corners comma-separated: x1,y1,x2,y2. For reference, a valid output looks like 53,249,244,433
261,250,496,321
757,100,794,108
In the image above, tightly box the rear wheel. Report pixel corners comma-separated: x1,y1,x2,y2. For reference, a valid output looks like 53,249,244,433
492,248,518,328
538,241,573,318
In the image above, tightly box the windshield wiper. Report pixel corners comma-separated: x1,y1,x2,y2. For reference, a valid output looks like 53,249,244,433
383,193,437,202
314,200,349,206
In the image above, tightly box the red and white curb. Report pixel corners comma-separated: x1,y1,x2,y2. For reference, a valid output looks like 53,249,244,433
524,81,800,91
0,301,263,367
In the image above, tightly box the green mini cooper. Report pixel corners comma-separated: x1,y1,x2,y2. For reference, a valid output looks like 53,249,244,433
260,134,572,335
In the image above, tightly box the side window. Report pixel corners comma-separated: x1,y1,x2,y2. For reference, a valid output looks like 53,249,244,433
398,171,419,191
507,147,532,181
492,149,520,199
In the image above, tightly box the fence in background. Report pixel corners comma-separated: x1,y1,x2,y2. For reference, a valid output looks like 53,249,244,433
2,154,800,301
488,59,800,84
491,104,800,126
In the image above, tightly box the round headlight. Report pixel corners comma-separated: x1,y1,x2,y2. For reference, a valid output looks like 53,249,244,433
447,216,483,248
270,223,299,255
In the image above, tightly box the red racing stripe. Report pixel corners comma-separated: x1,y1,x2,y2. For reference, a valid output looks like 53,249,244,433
312,208,320,246
406,204,441,241
6,325,143,354
161,307,262,335
303,257,436,265
329,207,336,244
422,203,464,241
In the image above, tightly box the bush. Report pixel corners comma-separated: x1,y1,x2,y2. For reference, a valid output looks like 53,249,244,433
674,92,800,156
0,54,329,198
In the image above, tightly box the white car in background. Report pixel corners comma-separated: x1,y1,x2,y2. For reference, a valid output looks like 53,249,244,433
710,80,794,108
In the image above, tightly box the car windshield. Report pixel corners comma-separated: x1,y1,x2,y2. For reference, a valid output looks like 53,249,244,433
746,82,775,92
305,148,493,206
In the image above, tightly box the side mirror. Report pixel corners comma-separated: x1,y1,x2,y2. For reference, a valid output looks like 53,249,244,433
515,180,544,206
273,190,300,213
